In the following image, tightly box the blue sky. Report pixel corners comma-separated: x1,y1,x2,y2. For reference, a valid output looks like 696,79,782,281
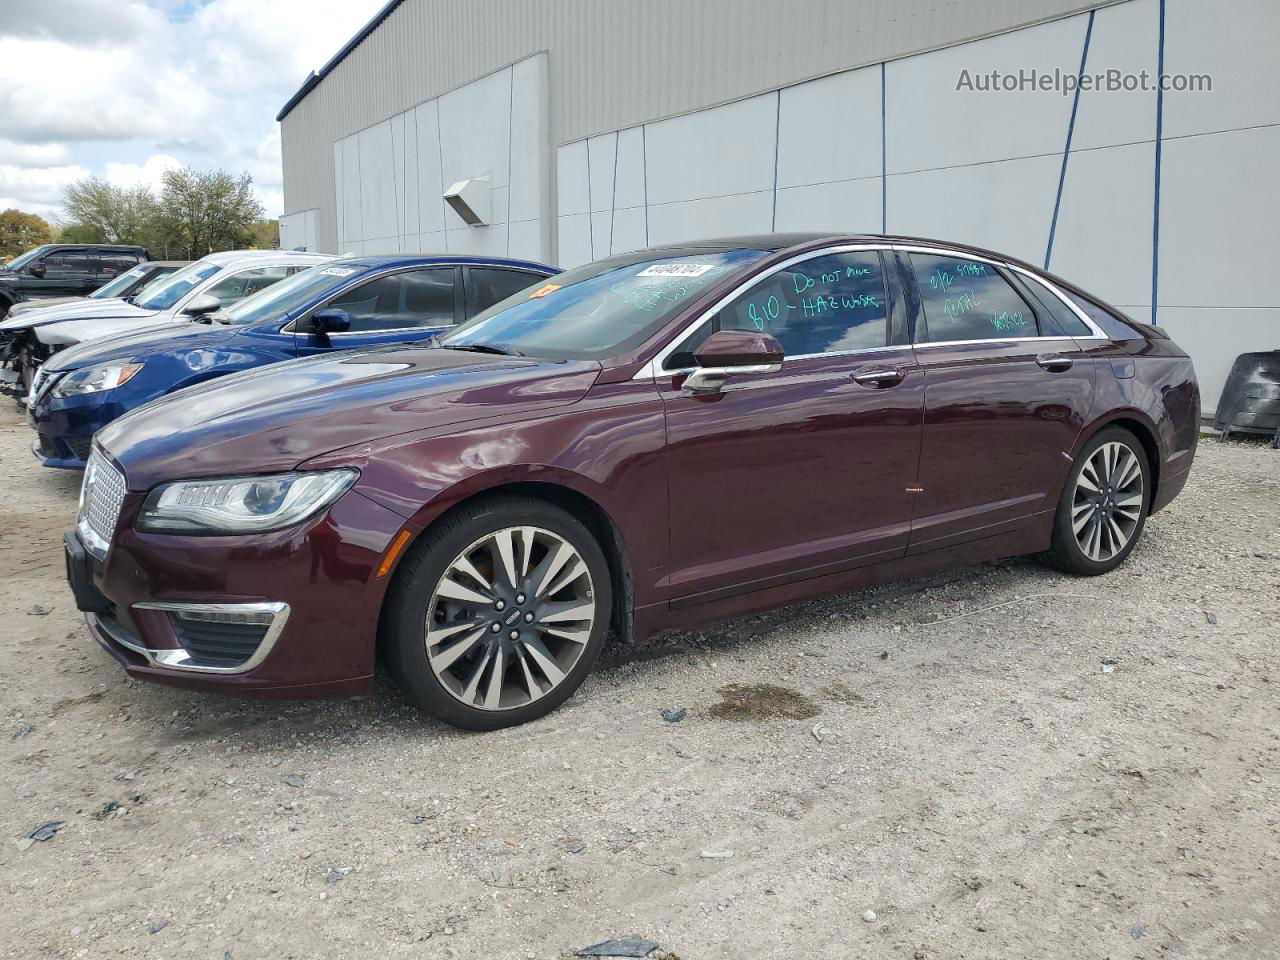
0,0,386,222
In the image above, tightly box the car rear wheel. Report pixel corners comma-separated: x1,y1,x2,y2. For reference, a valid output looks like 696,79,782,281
383,496,611,730
1041,426,1150,576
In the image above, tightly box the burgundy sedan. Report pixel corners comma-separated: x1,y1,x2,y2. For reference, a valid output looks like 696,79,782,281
66,234,1199,729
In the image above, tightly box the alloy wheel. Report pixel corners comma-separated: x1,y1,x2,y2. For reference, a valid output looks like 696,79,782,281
1071,440,1144,563
425,526,596,711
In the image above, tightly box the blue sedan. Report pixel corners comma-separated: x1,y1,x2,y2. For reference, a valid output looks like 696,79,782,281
28,255,558,468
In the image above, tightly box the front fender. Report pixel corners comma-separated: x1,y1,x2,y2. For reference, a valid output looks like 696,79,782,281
303,380,671,606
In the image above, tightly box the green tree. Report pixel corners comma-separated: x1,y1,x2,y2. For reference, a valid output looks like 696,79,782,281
248,218,280,250
156,169,264,259
63,178,157,245
0,208,54,259
56,222,109,244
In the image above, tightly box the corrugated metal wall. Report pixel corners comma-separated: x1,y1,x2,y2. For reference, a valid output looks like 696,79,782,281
281,0,1113,252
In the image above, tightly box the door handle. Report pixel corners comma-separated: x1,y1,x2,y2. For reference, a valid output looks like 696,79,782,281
1036,353,1073,372
851,368,905,388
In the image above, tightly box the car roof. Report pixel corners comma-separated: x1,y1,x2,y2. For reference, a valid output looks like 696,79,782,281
194,249,334,268
334,254,556,272
148,260,191,267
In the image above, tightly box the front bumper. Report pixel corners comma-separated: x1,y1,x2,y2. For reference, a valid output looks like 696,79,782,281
30,387,133,469
65,485,411,697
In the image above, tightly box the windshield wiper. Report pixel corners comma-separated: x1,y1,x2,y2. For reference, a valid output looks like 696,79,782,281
441,343,524,357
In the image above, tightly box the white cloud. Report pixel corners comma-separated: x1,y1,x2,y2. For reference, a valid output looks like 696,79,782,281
0,163,91,219
0,0,385,221
0,140,72,168
105,154,182,191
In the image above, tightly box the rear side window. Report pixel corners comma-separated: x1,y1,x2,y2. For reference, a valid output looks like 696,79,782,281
1012,274,1093,337
205,266,292,306
466,268,546,318
909,254,1034,343
1064,291,1144,340
324,268,455,331
99,252,142,276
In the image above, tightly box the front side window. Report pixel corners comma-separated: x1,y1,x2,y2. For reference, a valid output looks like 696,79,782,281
42,250,97,276
440,248,768,360
321,268,455,331
909,254,1036,343
466,268,547,317
666,250,889,368
203,265,292,306
133,261,221,310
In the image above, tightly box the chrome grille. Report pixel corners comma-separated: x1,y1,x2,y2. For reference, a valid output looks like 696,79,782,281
81,450,126,549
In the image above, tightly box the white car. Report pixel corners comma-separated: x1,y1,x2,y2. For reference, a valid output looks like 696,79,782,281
0,250,333,395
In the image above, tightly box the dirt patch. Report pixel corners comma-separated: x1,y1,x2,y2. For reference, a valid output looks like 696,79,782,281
707,682,821,721
1,402,1278,959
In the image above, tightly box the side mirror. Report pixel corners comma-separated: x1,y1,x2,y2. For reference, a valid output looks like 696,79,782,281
28,264,45,278
181,293,222,317
684,329,784,393
311,309,351,335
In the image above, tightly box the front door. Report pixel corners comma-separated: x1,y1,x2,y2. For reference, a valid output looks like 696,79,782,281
658,248,924,604
902,251,1096,553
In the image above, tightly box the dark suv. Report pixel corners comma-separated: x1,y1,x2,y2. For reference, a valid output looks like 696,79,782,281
0,244,152,318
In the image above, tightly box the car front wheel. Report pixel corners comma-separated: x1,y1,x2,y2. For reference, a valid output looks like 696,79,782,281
1041,426,1151,576
383,496,611,730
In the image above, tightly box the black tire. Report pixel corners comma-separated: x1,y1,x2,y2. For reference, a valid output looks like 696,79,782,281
1040,426,1151,576
382,496,612,731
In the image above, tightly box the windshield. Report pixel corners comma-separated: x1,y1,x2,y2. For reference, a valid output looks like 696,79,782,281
4,246,52,271
133,261,220,310
439,248,767,360
89,264,152,300
215,263,361,326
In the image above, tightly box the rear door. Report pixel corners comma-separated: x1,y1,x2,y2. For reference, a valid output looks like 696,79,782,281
292,267,461,357
901,248,1096,553
657,246,924,603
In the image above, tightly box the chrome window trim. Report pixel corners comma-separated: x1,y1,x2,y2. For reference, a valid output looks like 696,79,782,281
632,242,897,381
889,244,1108,342
128,601,291,675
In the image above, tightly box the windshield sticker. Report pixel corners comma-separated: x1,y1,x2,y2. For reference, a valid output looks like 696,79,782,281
528,283,562,299
319,267,357,277
636,263,717,278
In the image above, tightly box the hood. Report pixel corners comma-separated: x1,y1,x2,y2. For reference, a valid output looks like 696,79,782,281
99,346,602,489
0,297,154,331
45,321,234,372
35,313,179,347
7,296,85,316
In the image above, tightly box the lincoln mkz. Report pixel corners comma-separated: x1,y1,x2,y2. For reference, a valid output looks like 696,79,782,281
64,234,1199,729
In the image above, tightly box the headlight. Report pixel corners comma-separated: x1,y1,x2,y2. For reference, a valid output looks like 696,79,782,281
137,469,358,534
50,363,143,397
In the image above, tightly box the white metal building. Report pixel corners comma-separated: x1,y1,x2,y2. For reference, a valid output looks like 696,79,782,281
277,0,1277,412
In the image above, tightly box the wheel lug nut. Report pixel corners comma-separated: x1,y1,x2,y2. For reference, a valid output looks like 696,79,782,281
509,630,520,641
490,623,501,633
524,612,534,623
494,600,506,611
515,593,526,605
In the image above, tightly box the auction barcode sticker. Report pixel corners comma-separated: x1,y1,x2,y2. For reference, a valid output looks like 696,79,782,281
636,263,716,278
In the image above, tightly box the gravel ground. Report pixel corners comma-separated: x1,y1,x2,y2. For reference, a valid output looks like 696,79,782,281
1,404,1277,960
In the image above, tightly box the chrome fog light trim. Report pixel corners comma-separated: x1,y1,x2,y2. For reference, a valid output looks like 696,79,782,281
130,601,291,674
